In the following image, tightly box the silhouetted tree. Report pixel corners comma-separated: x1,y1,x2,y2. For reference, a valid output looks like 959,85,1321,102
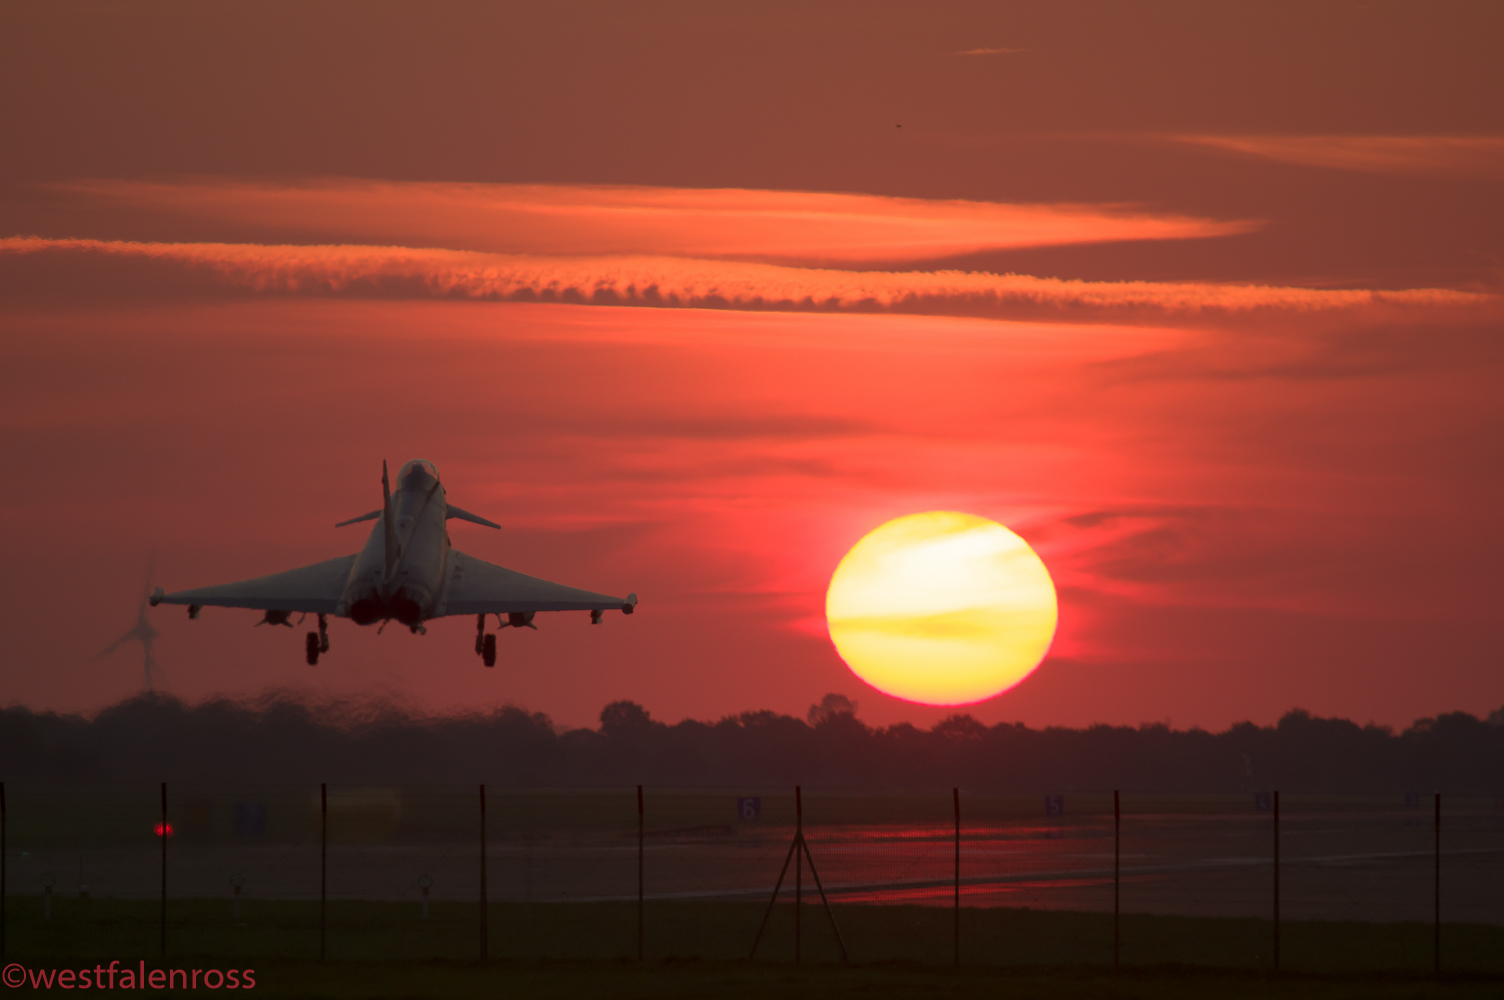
2,693,1502,791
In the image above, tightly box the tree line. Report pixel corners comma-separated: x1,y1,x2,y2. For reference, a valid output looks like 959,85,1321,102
1,692,1501,792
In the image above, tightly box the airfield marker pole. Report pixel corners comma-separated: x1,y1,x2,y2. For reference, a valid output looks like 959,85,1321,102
159,782,167,957
1273,790,1280,972
637,785,644,962
1113,790,1120,970
479,784,487,960
795,785,802,965
1434,792,1441,975
2,782,7,957
320,783,327,962
953,787,960,966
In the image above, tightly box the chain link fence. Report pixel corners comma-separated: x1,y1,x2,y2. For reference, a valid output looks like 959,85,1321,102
3,784,1501,971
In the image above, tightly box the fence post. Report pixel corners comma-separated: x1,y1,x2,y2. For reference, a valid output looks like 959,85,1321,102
2,781,7,958
1273,790,1280,972
637,784,644,962
795,785,803,965
479,784,487,960
320,783,327,961
1113,790,1120,970
159,782,167,957
953,787,960,967
1434,792,1441,975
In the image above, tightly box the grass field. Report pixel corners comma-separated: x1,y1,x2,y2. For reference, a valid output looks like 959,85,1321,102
6,898,1504,979
36,959,1497,1000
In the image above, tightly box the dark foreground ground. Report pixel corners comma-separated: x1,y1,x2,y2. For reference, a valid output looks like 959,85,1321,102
5,959,1504,1000
5,900,1503,996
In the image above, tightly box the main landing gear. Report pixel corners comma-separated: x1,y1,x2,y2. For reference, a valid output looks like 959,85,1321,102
476,614,496,667
306,614,330,665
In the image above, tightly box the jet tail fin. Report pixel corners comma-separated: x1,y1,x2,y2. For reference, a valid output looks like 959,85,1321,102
382,460,398,581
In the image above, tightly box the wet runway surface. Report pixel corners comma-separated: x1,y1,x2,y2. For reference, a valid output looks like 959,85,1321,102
7,789,1502,925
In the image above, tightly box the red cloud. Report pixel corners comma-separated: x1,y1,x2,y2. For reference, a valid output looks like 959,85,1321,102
1174,135,1504,178
3,236,1488,322
52,178,1257,264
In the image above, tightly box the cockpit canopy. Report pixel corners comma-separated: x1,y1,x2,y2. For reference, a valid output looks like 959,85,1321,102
398,459,439,489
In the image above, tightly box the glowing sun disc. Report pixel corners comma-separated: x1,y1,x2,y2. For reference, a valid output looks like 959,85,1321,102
825,512,1058,705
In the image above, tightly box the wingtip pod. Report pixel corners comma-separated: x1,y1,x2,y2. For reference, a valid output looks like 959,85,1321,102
149,587,164,607
623,592,638,615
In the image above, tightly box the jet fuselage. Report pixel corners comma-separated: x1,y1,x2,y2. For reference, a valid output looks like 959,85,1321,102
346,459,449,626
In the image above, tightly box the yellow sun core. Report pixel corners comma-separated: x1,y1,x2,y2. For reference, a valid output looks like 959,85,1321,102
825,512,1058,706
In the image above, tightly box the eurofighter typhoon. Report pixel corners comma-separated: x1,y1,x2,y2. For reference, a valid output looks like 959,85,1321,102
151,460,637,665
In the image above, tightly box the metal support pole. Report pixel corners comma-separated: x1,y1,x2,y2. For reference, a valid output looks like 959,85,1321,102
479,784,487,960
320,783,327,961
952,787,960,966
798,835,849,964
2,782,7,958
1273,790,1280,972
159,782,167,957
748,836,798,959
794,785,802,965
637,784,644,962
1434,792,1441,975
1113,790,1120,970
748,788,848,965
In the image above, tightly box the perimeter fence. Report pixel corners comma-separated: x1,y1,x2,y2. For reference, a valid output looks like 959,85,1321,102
2,783,1502,973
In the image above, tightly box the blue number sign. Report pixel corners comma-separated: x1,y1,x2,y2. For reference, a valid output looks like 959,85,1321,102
737,797,762,822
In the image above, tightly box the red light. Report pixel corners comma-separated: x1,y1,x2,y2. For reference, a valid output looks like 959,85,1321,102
155,822,174,837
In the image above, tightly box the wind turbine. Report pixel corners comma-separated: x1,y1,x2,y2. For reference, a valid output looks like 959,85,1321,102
98,560,162,692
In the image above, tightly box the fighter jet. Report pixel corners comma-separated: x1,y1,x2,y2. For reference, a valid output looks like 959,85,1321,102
150,460,637,666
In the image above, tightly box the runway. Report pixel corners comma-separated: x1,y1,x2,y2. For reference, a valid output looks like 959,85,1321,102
6,790,1501,925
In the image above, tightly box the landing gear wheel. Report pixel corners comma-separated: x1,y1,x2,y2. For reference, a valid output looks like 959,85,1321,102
482,633,496,667
305,631,320,665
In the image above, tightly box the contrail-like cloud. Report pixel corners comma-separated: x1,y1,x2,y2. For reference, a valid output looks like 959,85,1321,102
1,237,1489,320
52,178,1258,264
1173,135,1504,178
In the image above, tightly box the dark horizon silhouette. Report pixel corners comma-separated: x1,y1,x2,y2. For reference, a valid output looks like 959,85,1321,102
3,691,1500,793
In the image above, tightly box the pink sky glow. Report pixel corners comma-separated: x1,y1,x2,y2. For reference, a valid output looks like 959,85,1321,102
2,1,1501,731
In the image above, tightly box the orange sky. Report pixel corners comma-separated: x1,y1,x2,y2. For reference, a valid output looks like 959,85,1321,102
2,1,1502,730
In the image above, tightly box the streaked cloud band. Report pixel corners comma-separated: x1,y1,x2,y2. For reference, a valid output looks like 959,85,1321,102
2,236,1487,320
1174,135,1504,178
52,178,1257,265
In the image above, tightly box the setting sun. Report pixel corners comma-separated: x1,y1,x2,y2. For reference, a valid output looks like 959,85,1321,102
825,512,1059,706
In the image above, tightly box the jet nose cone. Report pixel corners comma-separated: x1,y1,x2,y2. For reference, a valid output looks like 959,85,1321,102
399,460,439,488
